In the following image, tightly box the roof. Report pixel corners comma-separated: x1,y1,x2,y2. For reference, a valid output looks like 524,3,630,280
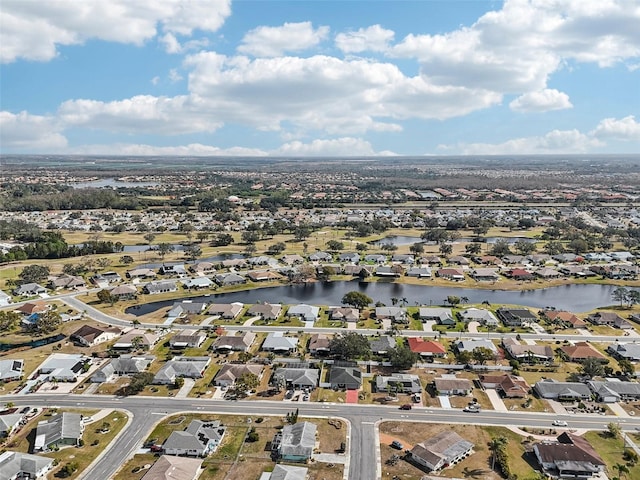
212,332,256,350
279,422,316,457
141,455,203,480
71,324,120,343
215,364,264,384
0,451,54,479
587,380,640,397
457,339,497,353
407,338,446,354
535,433,604,471
411,431,473,468
434,377,473,391
268,464,308,480
534,379,592,398
561,342,606,360
0,359,24,380
35,412,83,450
153,357,210,383
163,420,225,454
369,335,396,353
329,365,362,386
458,308,498,324
262,332,298,351
273,367,320,386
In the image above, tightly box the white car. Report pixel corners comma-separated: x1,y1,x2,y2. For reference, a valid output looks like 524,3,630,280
552,420,568,427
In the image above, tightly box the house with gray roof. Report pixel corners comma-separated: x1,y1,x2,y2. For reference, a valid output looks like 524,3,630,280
533,379,592,401
0,359,23,382
262,332,298,354
38,353,90,382
457,308,499,326
247,303,282,320
90,355,154,383
153,356,211,384
375,373,422,394
0,410,24,437
272,365,320,390
48,274,86,290
126,268,157,279
375,306,408,324
587,380,640,403
419,308,455,325
260,464,308,480
497,307,537,327
213,364,264,388
339,252,360,263
409,431,474,472
328,306,359,323
434,376,473,396
0,290,11,307
13,283,46,296
369,336,396,355
143,280,178,295
163,420,226,457
364,254,387,264
287,304,320,322
141,455,203,480
456,339,497,355
181,277,214,290
169,331,206,349
211,332,256,352
329,365,362,390
608,343,640,362
34,412,84,452
159,264,187,276
309,252,332,262
208,302,244,320
406,266,432,278
0,451,53,480
109,284,138,299
272,421,317,462
168,302,208,319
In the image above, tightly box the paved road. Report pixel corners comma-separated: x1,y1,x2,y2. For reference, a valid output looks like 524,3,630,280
4,393,639,480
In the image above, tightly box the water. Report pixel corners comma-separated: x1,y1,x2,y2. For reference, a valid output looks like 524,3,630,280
125,281,620,317
70,178,159,189
136,253,245,270
0,333,66,352
371,235,537,246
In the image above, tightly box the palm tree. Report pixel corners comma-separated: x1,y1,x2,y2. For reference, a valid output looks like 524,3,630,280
460,296,469,305
488,436,508,471
614,463,629,479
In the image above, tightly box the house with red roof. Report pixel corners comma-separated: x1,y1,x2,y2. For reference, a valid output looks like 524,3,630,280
407,338,447,358
560,342,607,362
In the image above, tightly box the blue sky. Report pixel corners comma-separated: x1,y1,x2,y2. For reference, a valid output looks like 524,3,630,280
1,0,639,156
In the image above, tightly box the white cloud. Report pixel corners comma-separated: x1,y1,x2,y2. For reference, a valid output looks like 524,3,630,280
68,142,267,156
591,115,640,141
57,95,222,135
1,0,231,63
391,0,640,93
439,128,603,155
169,69,183,83
274,137,391,156
160,32,210,54
151,76,160,86
510,89,573,112
0,111,67,150
335,24,395,53
237,22,329,57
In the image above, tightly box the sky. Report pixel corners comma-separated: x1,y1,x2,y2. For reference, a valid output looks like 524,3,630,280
1,0,639,157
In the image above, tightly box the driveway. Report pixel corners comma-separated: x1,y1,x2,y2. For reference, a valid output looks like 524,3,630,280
485,389,508,412
438,395,452,409
422,320,436,332
608,402,630,417
467,321,480,333
175,378,195,398
547,399,568,414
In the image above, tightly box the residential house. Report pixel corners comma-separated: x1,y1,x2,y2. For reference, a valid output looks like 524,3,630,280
247,256,273,266
159,263,187,276
470,268,500,281
587,311,633,329
456,339,498,355
496,307,537,327
419,308,454,325
15,300,49,316
560,342,607,362
190,261,217,274
475,255,501,265
409,431,474,472
0,451,54,480
407,338,446,358
272,422,317,462
543,310,587,329
143,280,178,295
153,356,211,384
211,332,256,352
126,268,157,279
364,254,387,264
247,270,282,282
213,364,264,388
448,256,470,266
70,324,121,347
587,380,640,403
163,420,226,457
34,412,84,452
375,265,401,277
502,338,554,363
208,302,244,320
91,355,154,383
281,254,304,265
214,273,247,286
375,373,422,394
608,343,640,362
502,255,525,265
505,268,535,281
309,252,332,262
181,277,214,290
48,274,86,290
141,455,203,480
434,376,473,396
259,464,308,480
262,332,298,354
91,271,122,286
535,267,562,279
328,307,359,323
391,254,414,265
0,359,24,382
287,304,320,322
339,252,360,263
457,308,499,326
533,432,605,479
13,283,47,296
375,307,408,324
0,409,25,437
169,331,206,349
272,364,320,390
308,334,331,356
112,329,161,351
479,373,530,398
329,364,362,390
406,267,432,278
436,268,465,281
0,291,12,307
369,336,396,355
109,284,138,300
420,255,442,266
533,379,592,401
38,353,90,382
247,303,282,320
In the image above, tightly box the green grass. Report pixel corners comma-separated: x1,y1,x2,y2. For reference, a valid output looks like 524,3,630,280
583,430,640,479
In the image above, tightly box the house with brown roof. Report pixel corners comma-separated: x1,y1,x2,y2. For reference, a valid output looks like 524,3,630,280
213,364,264,387
211,332,256,352
587,311,633,329
328,306,359,323
436,268,465,281
70,325,121,347
48,274,86,290
533,432,605,479
208,302,244,320
112,329,161,351
434,376,473,396
479,373,530,398
15,300,49,315
247,270,282,282
502,338,554,363
560,342,607,362
308,334,331,356
109,284,138,300
505,268,535,281
409,431,474,472
141,455,203,480
543,310,587,329
247,303,282,320
407,338,447,358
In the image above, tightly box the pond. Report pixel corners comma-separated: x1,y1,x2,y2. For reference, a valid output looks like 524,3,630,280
125,281,622,317
371,235,537,247
0,333,66,352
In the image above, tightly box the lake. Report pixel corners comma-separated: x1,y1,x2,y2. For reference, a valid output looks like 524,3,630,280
125,281,621,316
371,235,536,246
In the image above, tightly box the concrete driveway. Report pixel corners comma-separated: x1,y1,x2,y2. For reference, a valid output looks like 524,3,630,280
485,389,508,412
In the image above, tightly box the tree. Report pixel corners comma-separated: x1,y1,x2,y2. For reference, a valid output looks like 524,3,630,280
544,240,565,255
97,289,116,306
580,357,606,379
143,233,157,245
35,310,61,334
211,233,234,247
196,232,209,243
59,462,79,478
614,463,629,480
627,290,640,306
388,344,418,370
488,436,508,472
409,243,424,255
120,255,134,265
0,311,21,332
619,359,635,377
241,231,260,244
19,264,50,284
356,243,368,252
184,244,202,261
329,333,371,360
607,422,622,438
174,377,185,389
612,286,630,306
326,240,345,252
514,240,536,255
125,372,154,395
246,427,259,442
100,421,111,433
342,291,372,309
267,242,286,255
439,243,452,257
465,242,482,255
472,347,495,365
96,258,111,270
446,295,461,306
456,350,473,364
233,373,259,398
157,243,174,260
489,239,511,256
291,263,316,283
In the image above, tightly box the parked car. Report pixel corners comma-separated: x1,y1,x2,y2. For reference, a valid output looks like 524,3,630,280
391,440,404,450
552,420,568,427
463,407,480,413
400,404,412,410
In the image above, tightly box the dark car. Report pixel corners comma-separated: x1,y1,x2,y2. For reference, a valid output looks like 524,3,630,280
391,440,404,450
400,404,412,410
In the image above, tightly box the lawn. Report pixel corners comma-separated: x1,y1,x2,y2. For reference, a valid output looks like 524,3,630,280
583,430,640,479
